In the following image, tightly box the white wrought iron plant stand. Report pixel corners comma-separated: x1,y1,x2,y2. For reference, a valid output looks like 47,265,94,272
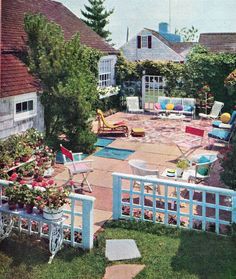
0,204,67,264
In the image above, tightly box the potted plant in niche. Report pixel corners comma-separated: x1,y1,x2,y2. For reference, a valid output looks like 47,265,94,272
176,159,189,177
24,188,36,214
42,187,70,220
5,183,20,210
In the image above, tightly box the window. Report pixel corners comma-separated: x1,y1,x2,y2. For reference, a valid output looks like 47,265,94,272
137,35,152,49
14,93,37,121
16,100,33,114
141,36,148,48
98,58,112,87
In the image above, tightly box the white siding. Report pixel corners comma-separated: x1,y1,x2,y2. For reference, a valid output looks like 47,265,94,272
120,29,182,62
0,92,44,139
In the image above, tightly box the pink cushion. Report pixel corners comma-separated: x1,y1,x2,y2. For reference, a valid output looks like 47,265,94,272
154,103,161,110
67,163,92,174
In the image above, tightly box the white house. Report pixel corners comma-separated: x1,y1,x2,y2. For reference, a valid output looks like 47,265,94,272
120,23,194,62
1,0,118,139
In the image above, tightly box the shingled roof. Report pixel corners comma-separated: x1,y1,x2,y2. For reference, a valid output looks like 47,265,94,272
199,33,236,53
2,0,118,54
1,0,118,98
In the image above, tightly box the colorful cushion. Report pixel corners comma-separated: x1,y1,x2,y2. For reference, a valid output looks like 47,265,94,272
166,103,174,110
183,105,193,112
160,102,168,110
154,103,161,110
220,113,231,124
174,104,183,111
229,111,236,125
212,120,221,128
198,156,210,164
208,129,231,141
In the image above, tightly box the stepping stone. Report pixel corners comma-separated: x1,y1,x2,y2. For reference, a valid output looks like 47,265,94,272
103,264,145,279
105,239,141,261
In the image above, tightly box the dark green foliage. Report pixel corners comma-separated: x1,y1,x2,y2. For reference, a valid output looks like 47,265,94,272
175,26,198,42
24,13,102,153
81,0,114,42
221,136,236,189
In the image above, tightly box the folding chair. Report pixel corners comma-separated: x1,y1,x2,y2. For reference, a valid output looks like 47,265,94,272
199,101,224,120
175,126,205,159
60,144,93,192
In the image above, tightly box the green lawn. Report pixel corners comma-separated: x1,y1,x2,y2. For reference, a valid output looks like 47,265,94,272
0,221,236,279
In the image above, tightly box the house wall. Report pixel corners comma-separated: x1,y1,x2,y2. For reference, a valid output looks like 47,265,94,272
120,29,182,62
0,92,44,139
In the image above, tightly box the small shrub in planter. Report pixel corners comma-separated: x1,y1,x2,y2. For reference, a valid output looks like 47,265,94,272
5,184,20,210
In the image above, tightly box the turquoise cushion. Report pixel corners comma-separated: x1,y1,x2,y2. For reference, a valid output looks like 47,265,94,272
212,120,221,128
229,111,236,125
183,105,193,112
208,129,230,141
198,156,210,164
160,102,168,110
197,166,209,176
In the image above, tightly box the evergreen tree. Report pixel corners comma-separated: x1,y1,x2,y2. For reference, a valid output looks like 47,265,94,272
81,0,114,42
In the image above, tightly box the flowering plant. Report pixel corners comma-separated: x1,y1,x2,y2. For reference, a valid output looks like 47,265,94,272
42,187,70,210
197,84,214,114
97,86,120,99
224,69,236,87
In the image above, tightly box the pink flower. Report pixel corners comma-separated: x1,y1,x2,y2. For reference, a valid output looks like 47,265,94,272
36,196,42,201
10,173,18,181
32,181,38,187
69,180,75,186
58,187,63,192
20,180,26,185
41,181,48,188
48,179,54,185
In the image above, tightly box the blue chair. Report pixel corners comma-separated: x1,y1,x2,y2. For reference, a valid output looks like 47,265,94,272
208,120,236,146
212,111,236,129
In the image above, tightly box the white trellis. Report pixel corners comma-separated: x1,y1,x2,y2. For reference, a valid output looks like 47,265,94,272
142,75,165,110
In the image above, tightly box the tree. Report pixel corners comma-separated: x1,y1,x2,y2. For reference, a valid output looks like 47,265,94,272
24,13,101,153
175,26,198,42
81,0,114,42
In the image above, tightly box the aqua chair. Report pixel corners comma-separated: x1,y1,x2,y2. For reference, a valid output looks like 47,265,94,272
212,111,236,129
208,120,236,146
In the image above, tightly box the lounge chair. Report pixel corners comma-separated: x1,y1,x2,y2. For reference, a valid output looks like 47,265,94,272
199,101,224,120
60,144,93,192
96,109,129,137
126,96,144,113
208,120,236,146
212,110,236,129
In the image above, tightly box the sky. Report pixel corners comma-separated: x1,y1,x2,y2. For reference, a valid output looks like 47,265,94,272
57,0,236,48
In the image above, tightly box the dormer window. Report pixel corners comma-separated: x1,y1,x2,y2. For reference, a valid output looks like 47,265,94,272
137,35,152,49
141,36,148,48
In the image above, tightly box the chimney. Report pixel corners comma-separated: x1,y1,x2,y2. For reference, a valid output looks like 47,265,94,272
159,22,168,34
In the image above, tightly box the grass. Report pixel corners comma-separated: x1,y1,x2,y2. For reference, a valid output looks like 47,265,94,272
0,220,236,279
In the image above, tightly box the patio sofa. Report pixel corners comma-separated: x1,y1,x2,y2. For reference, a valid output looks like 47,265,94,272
154,96,196,118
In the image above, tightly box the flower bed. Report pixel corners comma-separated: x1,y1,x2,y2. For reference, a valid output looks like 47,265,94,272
0,129,55,183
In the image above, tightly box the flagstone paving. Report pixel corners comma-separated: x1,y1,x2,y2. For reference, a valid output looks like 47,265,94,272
53,112,225,233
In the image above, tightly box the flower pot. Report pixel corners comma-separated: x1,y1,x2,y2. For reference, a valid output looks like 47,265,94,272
43,207,63,221
22,175,34,183
8,200,17,210
176,167,183,178
25,204,34,214
18,202,24,209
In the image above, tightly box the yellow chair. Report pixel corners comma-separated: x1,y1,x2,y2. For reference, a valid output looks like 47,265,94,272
96,109,129,137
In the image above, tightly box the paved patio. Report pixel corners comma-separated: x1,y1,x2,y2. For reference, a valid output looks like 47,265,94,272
54,112,226,233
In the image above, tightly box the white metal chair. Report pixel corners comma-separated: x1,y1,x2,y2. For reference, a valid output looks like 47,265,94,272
128,159,159,192
126,97,144,113
60,144,93,192
199,101,224,120
185,154,218,184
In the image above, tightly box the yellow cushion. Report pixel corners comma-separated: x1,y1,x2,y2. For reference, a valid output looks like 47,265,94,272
220,113,231,124
166,103,174,110
132,128,144,133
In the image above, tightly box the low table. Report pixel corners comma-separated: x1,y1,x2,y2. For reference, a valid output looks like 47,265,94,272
161,168,190,181
157,113,186,121
131,128,145,137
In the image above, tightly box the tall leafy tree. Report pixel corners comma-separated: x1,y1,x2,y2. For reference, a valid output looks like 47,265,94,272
175,26,198,42
24,13,101,153
81,0,114,42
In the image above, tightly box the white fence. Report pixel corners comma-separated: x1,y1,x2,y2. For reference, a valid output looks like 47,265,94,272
113,173,236,235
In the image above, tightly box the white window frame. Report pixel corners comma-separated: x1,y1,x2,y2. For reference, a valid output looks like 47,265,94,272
141,36,148,48
98,58,113,87
14,92,37,121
